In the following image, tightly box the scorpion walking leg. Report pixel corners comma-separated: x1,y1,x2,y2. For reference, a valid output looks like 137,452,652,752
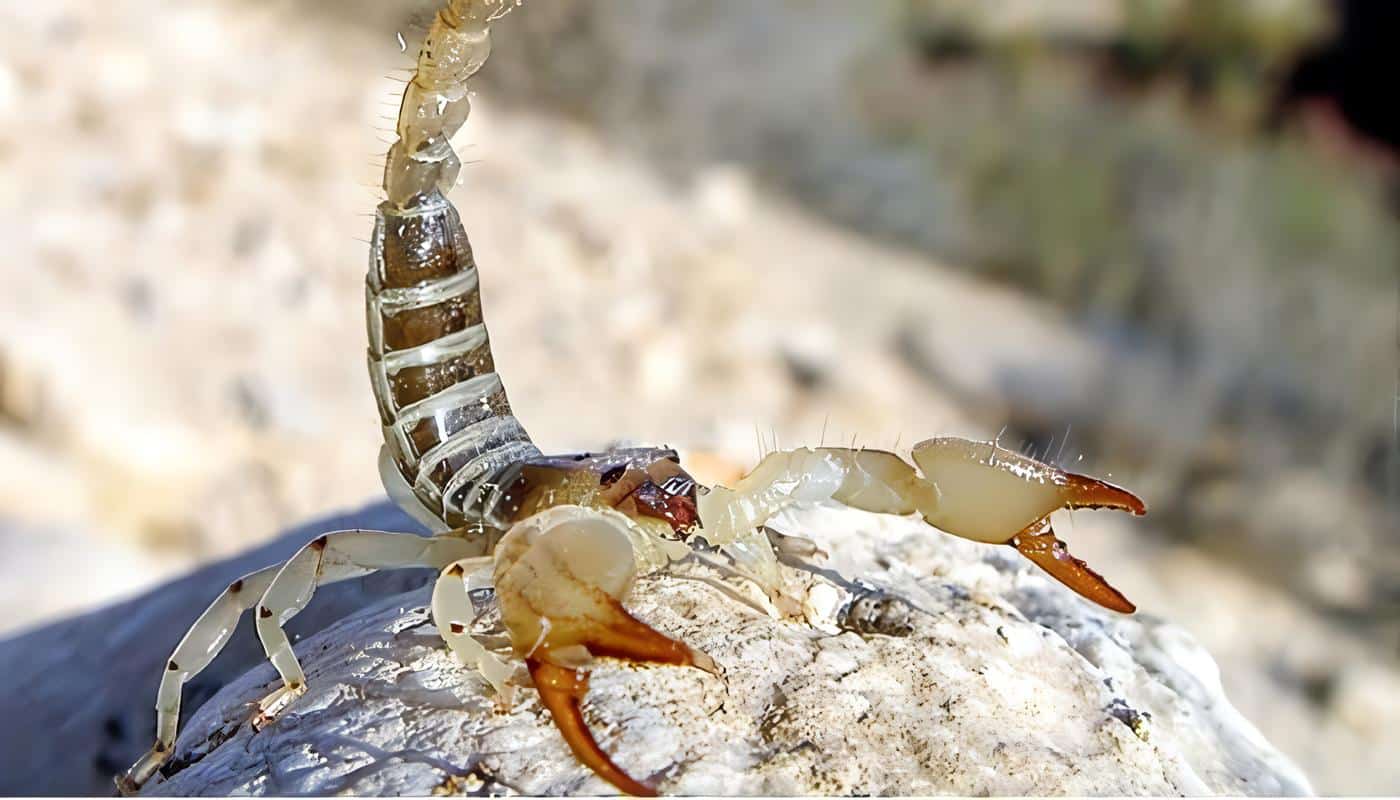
118,563,281,793
252,531,486,727
431,557,516,701
698,438,1145,612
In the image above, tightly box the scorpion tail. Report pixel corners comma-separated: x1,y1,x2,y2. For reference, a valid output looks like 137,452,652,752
369,0,538,531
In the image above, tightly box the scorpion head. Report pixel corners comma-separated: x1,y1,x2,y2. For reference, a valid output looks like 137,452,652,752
499,447,701,537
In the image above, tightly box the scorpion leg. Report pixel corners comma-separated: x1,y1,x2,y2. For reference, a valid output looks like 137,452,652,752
118,563,282,794
431,557,517,702
494,505,717,796
251,531,486,728
697,437,1145,612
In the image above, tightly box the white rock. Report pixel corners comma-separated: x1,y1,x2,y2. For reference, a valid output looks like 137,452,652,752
136,506,1310,796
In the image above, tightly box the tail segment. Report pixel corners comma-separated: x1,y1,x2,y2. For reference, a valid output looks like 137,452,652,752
368,0,536,532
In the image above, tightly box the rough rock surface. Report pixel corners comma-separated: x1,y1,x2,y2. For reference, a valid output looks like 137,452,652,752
125,506,1309,796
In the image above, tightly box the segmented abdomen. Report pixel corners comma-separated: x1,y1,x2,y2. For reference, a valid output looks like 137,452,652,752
367,192,538,529
368,0,536,531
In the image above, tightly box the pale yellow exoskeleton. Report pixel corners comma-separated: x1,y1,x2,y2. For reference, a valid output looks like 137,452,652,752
700,438,1145,615
119,1,1146,795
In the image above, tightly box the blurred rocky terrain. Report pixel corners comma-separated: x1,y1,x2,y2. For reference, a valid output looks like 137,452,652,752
0,0,1395,793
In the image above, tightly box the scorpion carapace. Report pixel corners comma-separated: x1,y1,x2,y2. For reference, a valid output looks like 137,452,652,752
119,1,1147,795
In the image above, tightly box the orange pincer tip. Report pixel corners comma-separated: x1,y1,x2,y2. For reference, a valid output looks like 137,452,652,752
1012,527,1137,614
1059,472,1147,516
527,659,659,797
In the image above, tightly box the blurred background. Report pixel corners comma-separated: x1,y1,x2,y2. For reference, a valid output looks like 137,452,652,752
0,0,1395,792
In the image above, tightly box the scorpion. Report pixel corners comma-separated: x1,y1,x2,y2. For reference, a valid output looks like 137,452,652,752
119,1,1147,795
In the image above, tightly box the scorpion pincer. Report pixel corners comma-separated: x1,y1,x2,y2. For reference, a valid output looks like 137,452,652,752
119,0,1147,795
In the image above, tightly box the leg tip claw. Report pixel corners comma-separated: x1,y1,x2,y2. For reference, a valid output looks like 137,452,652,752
117,745,171,796
250,683,307,731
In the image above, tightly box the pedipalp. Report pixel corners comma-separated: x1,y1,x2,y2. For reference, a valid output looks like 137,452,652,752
695,438,1145,613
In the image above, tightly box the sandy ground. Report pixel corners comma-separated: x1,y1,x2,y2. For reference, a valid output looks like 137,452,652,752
0,0,1396,792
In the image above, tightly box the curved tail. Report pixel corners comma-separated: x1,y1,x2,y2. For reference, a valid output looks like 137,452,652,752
367,0,537,532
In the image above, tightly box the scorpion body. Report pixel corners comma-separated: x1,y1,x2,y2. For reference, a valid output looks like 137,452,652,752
121,2,1148,795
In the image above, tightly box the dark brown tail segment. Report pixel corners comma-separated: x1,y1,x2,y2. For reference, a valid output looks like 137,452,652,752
367,193,539,529
371,0,538,531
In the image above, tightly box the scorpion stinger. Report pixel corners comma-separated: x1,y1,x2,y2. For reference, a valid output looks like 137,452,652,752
123,0,1149,795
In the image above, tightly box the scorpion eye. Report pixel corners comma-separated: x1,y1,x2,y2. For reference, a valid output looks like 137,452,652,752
659,474,696,497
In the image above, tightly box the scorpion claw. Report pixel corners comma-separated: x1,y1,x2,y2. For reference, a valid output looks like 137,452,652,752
1055,470,1148,516
579,594,718,674
1010,519,1136,613
527,659,659,797
1022,466,1142,613
701,438,1148,615
907,437,1145,612
495,506,716,795
525,597,713,796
